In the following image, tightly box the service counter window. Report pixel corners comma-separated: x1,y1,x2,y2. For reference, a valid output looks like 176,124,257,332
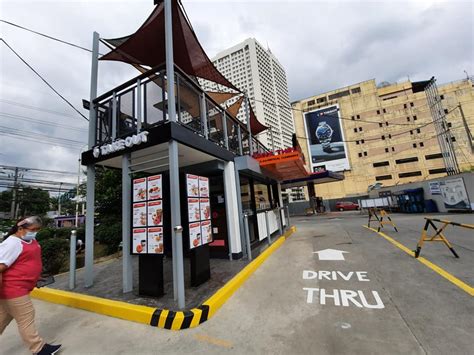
254,182,271,211
240,178,253,213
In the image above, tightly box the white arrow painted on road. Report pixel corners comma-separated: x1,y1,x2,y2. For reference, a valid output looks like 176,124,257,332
313,249,348,261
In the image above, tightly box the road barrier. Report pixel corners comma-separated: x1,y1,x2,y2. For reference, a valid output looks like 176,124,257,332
367,208,398,233
414,218,474,258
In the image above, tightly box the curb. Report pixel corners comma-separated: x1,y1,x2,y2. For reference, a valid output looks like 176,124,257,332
31,226,297,330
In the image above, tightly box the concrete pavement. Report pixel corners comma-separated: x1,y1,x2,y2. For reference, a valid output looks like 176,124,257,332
2,213,472,354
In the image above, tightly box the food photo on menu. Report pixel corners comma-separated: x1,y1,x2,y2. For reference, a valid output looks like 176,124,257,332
188,198,200,222
133,178,147,202
147,175,162,200
147,227,164,254
186,174,199,197
189,222,202,249
200,198,211,220
133,202,147,227
198,176,209,197
201,220,212,244
132,228,147,254
147,200,163,226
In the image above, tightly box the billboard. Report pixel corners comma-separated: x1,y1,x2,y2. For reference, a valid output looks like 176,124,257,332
303,104,350,172
440,177,471,210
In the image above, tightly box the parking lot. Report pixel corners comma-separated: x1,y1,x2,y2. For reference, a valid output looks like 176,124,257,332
2,212,473,354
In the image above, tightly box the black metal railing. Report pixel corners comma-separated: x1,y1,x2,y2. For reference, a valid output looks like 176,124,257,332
92,65,270,157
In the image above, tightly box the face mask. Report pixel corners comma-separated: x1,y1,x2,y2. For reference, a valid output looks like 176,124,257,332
22,232,37,241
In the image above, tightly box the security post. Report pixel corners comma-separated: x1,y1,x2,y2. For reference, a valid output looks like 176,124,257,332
69,230,77,290
414,218,473,258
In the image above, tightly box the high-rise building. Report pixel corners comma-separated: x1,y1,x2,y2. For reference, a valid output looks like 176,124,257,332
208,38,295,150
291,77,474,202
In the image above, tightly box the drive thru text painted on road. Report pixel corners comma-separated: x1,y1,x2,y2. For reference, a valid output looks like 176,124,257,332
302,270,385,309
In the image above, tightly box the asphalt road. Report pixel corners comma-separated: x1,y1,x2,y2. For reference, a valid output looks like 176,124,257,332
2,212,473,354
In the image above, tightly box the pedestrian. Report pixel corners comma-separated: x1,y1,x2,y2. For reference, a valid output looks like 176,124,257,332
0,216,62,354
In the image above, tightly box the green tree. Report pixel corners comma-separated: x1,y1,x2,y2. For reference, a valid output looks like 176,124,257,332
0,190,13,212
16,187,50,216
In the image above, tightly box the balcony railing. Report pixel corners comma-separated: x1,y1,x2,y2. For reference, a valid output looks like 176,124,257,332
92,65,269,157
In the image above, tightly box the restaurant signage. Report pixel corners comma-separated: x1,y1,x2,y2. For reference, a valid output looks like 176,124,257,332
186,174,212,249
93,131,149,158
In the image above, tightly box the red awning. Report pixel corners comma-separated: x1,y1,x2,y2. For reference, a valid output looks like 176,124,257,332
100,2,268,135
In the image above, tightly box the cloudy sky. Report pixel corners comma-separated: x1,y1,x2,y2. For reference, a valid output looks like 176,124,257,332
0,0,472,189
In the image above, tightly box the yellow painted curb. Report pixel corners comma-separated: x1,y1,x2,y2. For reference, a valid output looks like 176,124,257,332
363,225,474,297
31,226,297,329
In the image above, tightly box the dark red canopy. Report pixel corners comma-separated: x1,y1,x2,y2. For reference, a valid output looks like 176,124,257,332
100,2,268,135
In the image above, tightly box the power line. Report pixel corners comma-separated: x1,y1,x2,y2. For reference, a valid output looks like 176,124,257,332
0,19,97,54
0,165,78,176
0,112,88,132
1,131,85,149
0,39,89,121
0,125,86,144
0,99,80,119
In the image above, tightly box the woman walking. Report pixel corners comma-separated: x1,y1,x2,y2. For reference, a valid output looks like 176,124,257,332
0,216,61,354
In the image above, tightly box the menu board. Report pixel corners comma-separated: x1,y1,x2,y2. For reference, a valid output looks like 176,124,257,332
147,200,163,226
189,222,202,249
133,178,147,202
133,202,147,228
199,176,209,197
186,174,199,197
186,174,212,249
147,227,164,254
131,176,164,255
132,228,147,254
201,220,212,244
147,175,162,200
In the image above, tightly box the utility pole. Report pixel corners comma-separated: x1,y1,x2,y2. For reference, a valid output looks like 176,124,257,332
10,167,18,219
458,104,474,153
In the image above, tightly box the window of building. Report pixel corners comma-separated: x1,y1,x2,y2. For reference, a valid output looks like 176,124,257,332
358,152,362,157
413,116,417,121
317,97,327,103
425,153,443,160
420,142,424,147
356,140,360,145
416,128,421,133
328,90,350,100
358,127,363,132
363,151,368,156
407,117,410,122
307,100,315,106
383,108,387,113
357,115,360,119
410,130,413,135
429,168,447,174
404,104,407,109
451,136,456,142
447,122,452,128
376,175,392,181
373,161,390,167
379,123,383,127
381,135,385,140
392,147,395,152
354,128,358,133
413,143,417,148
386,122,389,126
388,134,392,139
361,139,365,143
399,171,422,178
410,102,414,107
351,87,361,94
396,157,419,164
377,110,380,115
351,116,355,120
385,148,389,153
440,94,444,100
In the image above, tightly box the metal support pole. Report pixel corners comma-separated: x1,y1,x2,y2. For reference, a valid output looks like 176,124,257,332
136,78,142,133
278,207,283,235
122,153,133,293
237,126,243,155
244,93,253,155
200,93,208,139
69,230,77,290
75,158,81,228
112,92,117,140
85,31,99,288
165,0,176,123
265,210,272,245
243,213,252,261
223,112,229,149
285,205,291,229
234,167,246,258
